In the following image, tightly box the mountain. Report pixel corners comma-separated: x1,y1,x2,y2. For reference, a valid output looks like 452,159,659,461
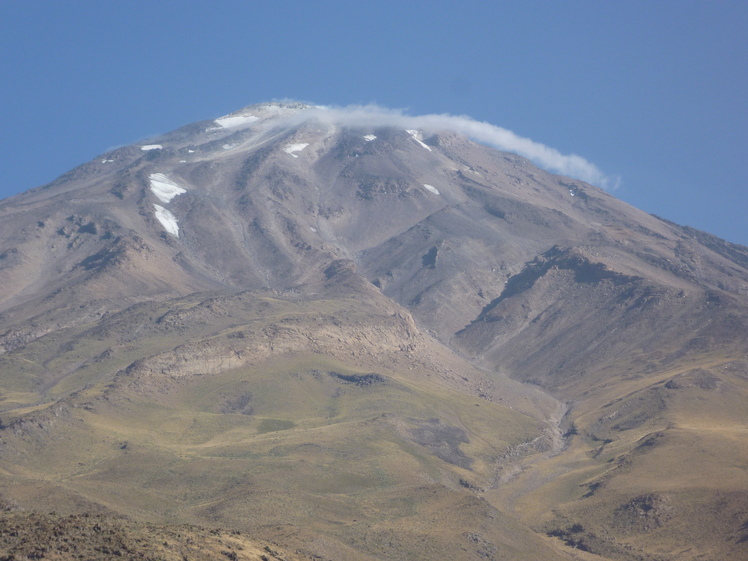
0,101,746,561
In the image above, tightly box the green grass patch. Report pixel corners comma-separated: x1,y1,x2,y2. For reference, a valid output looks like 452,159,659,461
257,418,296,433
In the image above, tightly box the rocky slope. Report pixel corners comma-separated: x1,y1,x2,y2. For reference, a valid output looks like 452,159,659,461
0,102,746,561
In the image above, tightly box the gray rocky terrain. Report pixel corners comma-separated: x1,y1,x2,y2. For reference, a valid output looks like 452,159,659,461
0,102,746,561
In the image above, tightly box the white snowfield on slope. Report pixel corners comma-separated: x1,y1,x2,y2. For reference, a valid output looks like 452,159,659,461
406,130,432,151
283,143,309,157
214,114,260,128
149,173,187,204
153,204,180,237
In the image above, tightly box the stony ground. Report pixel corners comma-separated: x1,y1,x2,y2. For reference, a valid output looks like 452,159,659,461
0,509,297,561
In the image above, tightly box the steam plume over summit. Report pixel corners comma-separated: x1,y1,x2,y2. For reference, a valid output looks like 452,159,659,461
221,101,615,188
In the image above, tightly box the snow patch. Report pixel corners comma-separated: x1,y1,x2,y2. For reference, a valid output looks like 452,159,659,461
215,114,259,128
149,173,186,203
141,144,162,151
283,143,309,157
406,130,432,151
422,184,440,195
153,204,180,237
364,134,377,141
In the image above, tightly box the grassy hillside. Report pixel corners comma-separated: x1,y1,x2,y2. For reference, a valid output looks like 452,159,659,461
0,289,572,561
485,355,748,561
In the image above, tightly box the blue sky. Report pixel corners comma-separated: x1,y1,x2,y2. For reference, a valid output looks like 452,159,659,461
2,1,746,244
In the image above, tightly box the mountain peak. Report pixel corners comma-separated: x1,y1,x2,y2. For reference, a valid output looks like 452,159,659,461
195,102,613,187
0,102,747,561
214,100,316,128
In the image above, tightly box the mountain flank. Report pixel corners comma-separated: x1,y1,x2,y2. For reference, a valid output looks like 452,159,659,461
0,102,746,561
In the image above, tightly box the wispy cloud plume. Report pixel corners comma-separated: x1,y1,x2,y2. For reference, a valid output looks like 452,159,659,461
287,104,615,189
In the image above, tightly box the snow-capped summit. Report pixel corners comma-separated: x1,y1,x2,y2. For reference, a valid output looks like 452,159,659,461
214,100,315,128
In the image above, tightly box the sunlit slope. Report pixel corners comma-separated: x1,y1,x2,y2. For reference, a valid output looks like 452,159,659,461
0,283,567,561
2,102,748,560
485,354,748,561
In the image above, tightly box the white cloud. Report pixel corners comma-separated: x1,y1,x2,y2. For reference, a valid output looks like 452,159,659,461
269,103,616,188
